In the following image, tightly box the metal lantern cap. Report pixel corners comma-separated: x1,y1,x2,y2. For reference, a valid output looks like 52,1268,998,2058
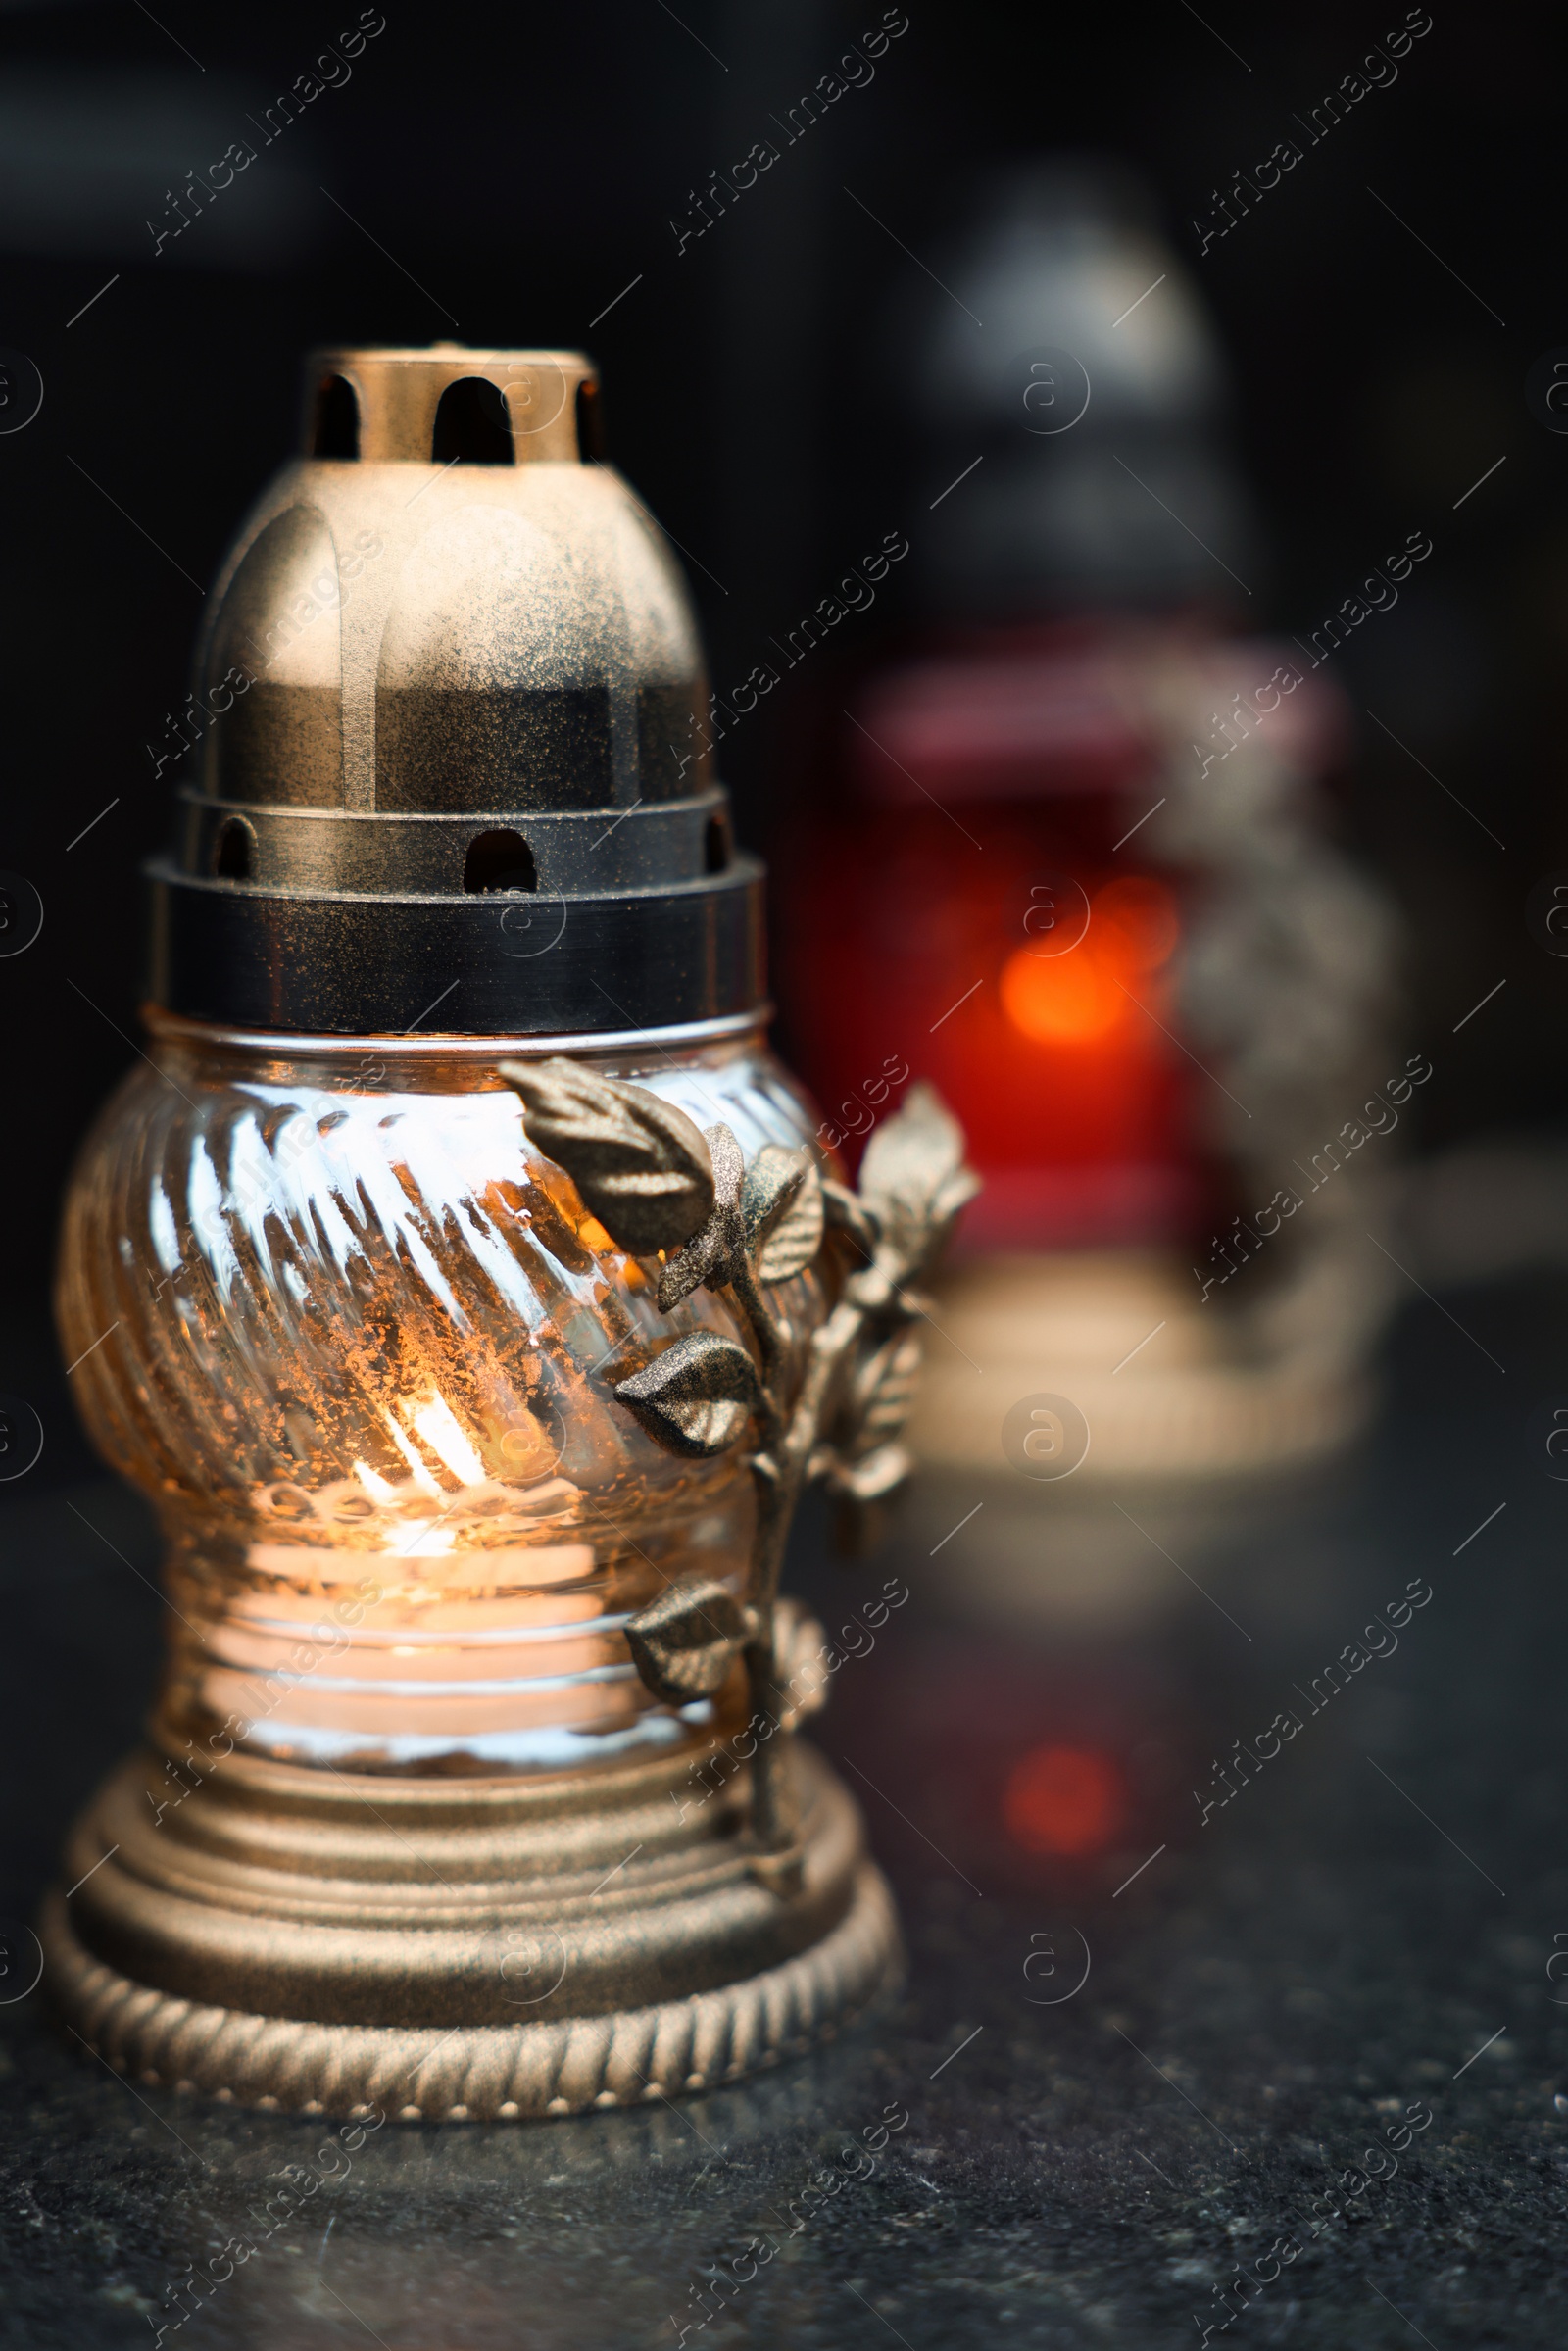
146,343,760,1036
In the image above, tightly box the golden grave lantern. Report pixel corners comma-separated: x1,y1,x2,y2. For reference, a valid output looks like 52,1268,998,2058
46,347,972,2119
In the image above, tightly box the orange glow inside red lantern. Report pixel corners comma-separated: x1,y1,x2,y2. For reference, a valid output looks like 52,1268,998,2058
775,813,1205,1249
771,630,1240,1250
999,876,1181,1046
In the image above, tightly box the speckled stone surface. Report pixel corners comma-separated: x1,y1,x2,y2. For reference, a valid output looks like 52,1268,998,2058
2,1279,1564,2347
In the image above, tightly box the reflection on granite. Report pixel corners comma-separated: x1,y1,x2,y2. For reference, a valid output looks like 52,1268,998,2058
2,1280,1565,2346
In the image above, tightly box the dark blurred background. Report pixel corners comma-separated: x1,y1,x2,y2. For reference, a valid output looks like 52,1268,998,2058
2,0,1566,1469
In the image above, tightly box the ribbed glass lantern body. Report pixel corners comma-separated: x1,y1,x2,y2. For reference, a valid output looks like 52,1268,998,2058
58,1018,823,1779
45,347,908,2120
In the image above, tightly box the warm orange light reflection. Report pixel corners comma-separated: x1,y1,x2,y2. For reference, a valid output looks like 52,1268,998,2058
1001,945,1125,1042
1001,876,1179,1049
1004,1742,1126,1855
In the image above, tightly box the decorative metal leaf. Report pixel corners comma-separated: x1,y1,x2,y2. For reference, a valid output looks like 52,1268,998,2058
656,1212,733,1309
775,1596,830,1728
657,1124,747,1307
740,1145,803,1248
743,1148,824,1283
613,1331,760,1457
827,1441,911,1502
858,1083,980,1257
500,1057,714,1256
625,1576,752,1704
854,1329,923,1445
821,1177,878,1257
704,1123,746,1208
858,1080,966,1210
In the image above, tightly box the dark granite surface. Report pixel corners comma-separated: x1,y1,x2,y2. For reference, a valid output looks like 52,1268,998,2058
2,1278,1564,2348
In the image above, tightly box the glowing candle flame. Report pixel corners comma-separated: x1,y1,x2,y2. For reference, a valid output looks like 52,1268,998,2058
353,1459,400,1505
408,1393,488,1488
390,1519,459,1558
381,1413,445,1499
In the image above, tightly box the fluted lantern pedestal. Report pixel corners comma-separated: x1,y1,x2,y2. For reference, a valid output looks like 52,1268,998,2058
45,1738,896,2120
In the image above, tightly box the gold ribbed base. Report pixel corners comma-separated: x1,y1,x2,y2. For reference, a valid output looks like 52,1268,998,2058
42,1737,902,2120
40,1867,898,2123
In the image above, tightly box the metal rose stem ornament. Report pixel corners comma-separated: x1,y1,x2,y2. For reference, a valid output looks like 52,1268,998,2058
503,1059,980,1867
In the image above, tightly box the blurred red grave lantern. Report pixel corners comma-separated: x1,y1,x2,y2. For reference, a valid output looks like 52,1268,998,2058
774,162,1400,1509
778,617,1346,1257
